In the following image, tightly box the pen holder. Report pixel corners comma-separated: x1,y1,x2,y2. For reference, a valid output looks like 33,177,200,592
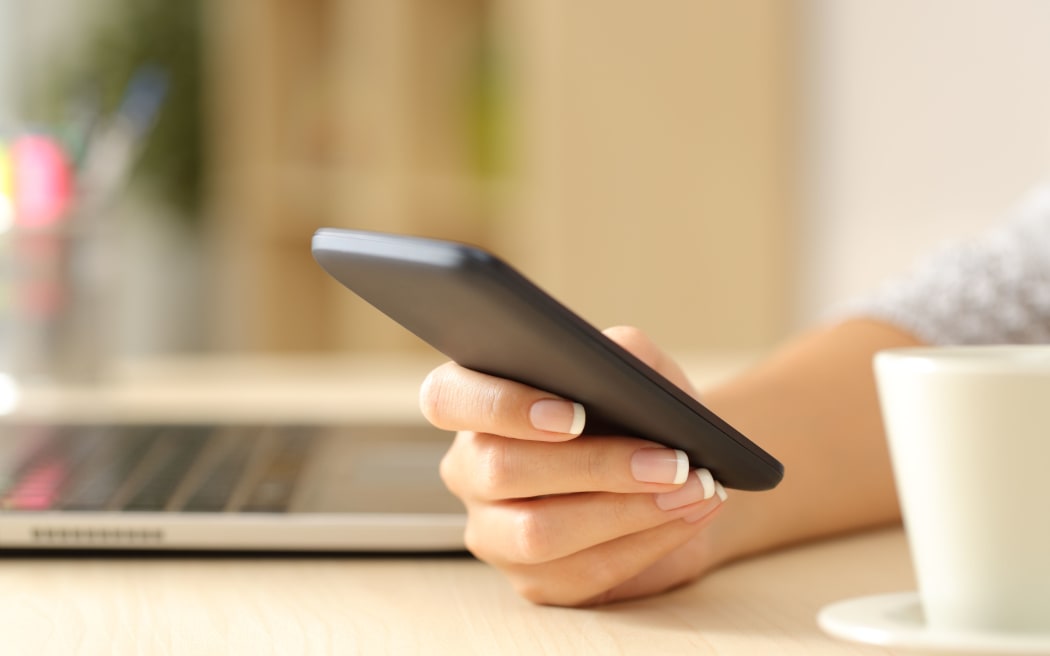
1,129,123,384
0,222,115,383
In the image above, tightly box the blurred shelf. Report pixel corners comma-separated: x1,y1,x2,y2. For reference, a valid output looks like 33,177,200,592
203,0,796,353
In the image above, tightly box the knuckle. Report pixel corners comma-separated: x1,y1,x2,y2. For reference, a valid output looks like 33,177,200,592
602,492,635,528
478,383,515,433
579,552,625,596
471,434,516,498
579,446,613,489
509,507,553,564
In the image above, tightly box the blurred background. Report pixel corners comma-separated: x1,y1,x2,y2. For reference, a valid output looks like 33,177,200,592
1,0,1049,375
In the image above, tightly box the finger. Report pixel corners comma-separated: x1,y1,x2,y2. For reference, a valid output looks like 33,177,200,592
420,362,586,442
440,430,694,500
594,527,722,604
602,326,698,396
501,504,726,607
465,470,725,565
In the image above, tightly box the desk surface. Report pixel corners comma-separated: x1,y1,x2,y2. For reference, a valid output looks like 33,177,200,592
0,528,914,655
0,354,914,654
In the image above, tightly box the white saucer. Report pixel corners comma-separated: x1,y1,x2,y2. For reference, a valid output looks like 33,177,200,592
818,592,1050,654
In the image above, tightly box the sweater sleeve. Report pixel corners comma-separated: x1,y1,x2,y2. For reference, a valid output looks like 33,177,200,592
846,183,1050,345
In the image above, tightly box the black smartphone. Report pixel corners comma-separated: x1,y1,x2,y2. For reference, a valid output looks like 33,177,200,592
312,228,783,491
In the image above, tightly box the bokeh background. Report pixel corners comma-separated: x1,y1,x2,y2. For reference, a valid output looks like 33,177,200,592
1,0,1049,369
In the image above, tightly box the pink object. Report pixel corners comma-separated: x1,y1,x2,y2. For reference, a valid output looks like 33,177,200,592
10,134,73,228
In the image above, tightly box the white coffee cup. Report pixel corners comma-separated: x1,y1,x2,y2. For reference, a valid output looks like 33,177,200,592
874,346,1050,634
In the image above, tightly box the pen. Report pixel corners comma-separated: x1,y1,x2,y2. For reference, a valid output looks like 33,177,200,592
76,65,169,220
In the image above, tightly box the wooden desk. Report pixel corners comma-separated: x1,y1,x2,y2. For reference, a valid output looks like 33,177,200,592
0,354,914,654
0,529,913,654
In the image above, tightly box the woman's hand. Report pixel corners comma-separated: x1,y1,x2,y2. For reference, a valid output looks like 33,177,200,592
419,326,727,607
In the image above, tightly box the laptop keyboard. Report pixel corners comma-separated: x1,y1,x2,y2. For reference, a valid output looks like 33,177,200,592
0,425,316,513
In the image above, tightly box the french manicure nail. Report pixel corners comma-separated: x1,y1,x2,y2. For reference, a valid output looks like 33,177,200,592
529,399,586,435
654,468,713,510
632,448,688,485
683,476,726,523
696,468,715,500
655,467,727,513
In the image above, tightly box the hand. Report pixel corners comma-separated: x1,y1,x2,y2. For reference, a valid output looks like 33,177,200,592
419,326,728,606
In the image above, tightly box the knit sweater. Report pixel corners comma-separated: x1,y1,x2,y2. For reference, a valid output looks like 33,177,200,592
851,184,1050,345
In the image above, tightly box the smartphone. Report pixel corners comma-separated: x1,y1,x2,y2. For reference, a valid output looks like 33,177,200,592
311,228,783,491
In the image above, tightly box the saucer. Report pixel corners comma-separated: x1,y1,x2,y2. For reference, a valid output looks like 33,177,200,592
818,592,1050,654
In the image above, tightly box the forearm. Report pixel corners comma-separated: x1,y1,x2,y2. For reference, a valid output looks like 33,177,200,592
700,319,923,565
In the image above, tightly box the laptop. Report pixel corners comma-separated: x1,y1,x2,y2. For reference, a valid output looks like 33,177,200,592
0,370,467,552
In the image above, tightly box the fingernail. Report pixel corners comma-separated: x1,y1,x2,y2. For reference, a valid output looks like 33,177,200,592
632,448,688,485
682,473,727,523
529,399,586,435
696,468,715,500
654,467,714,510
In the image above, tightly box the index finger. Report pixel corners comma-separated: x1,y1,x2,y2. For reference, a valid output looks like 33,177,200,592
420,362,586,442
